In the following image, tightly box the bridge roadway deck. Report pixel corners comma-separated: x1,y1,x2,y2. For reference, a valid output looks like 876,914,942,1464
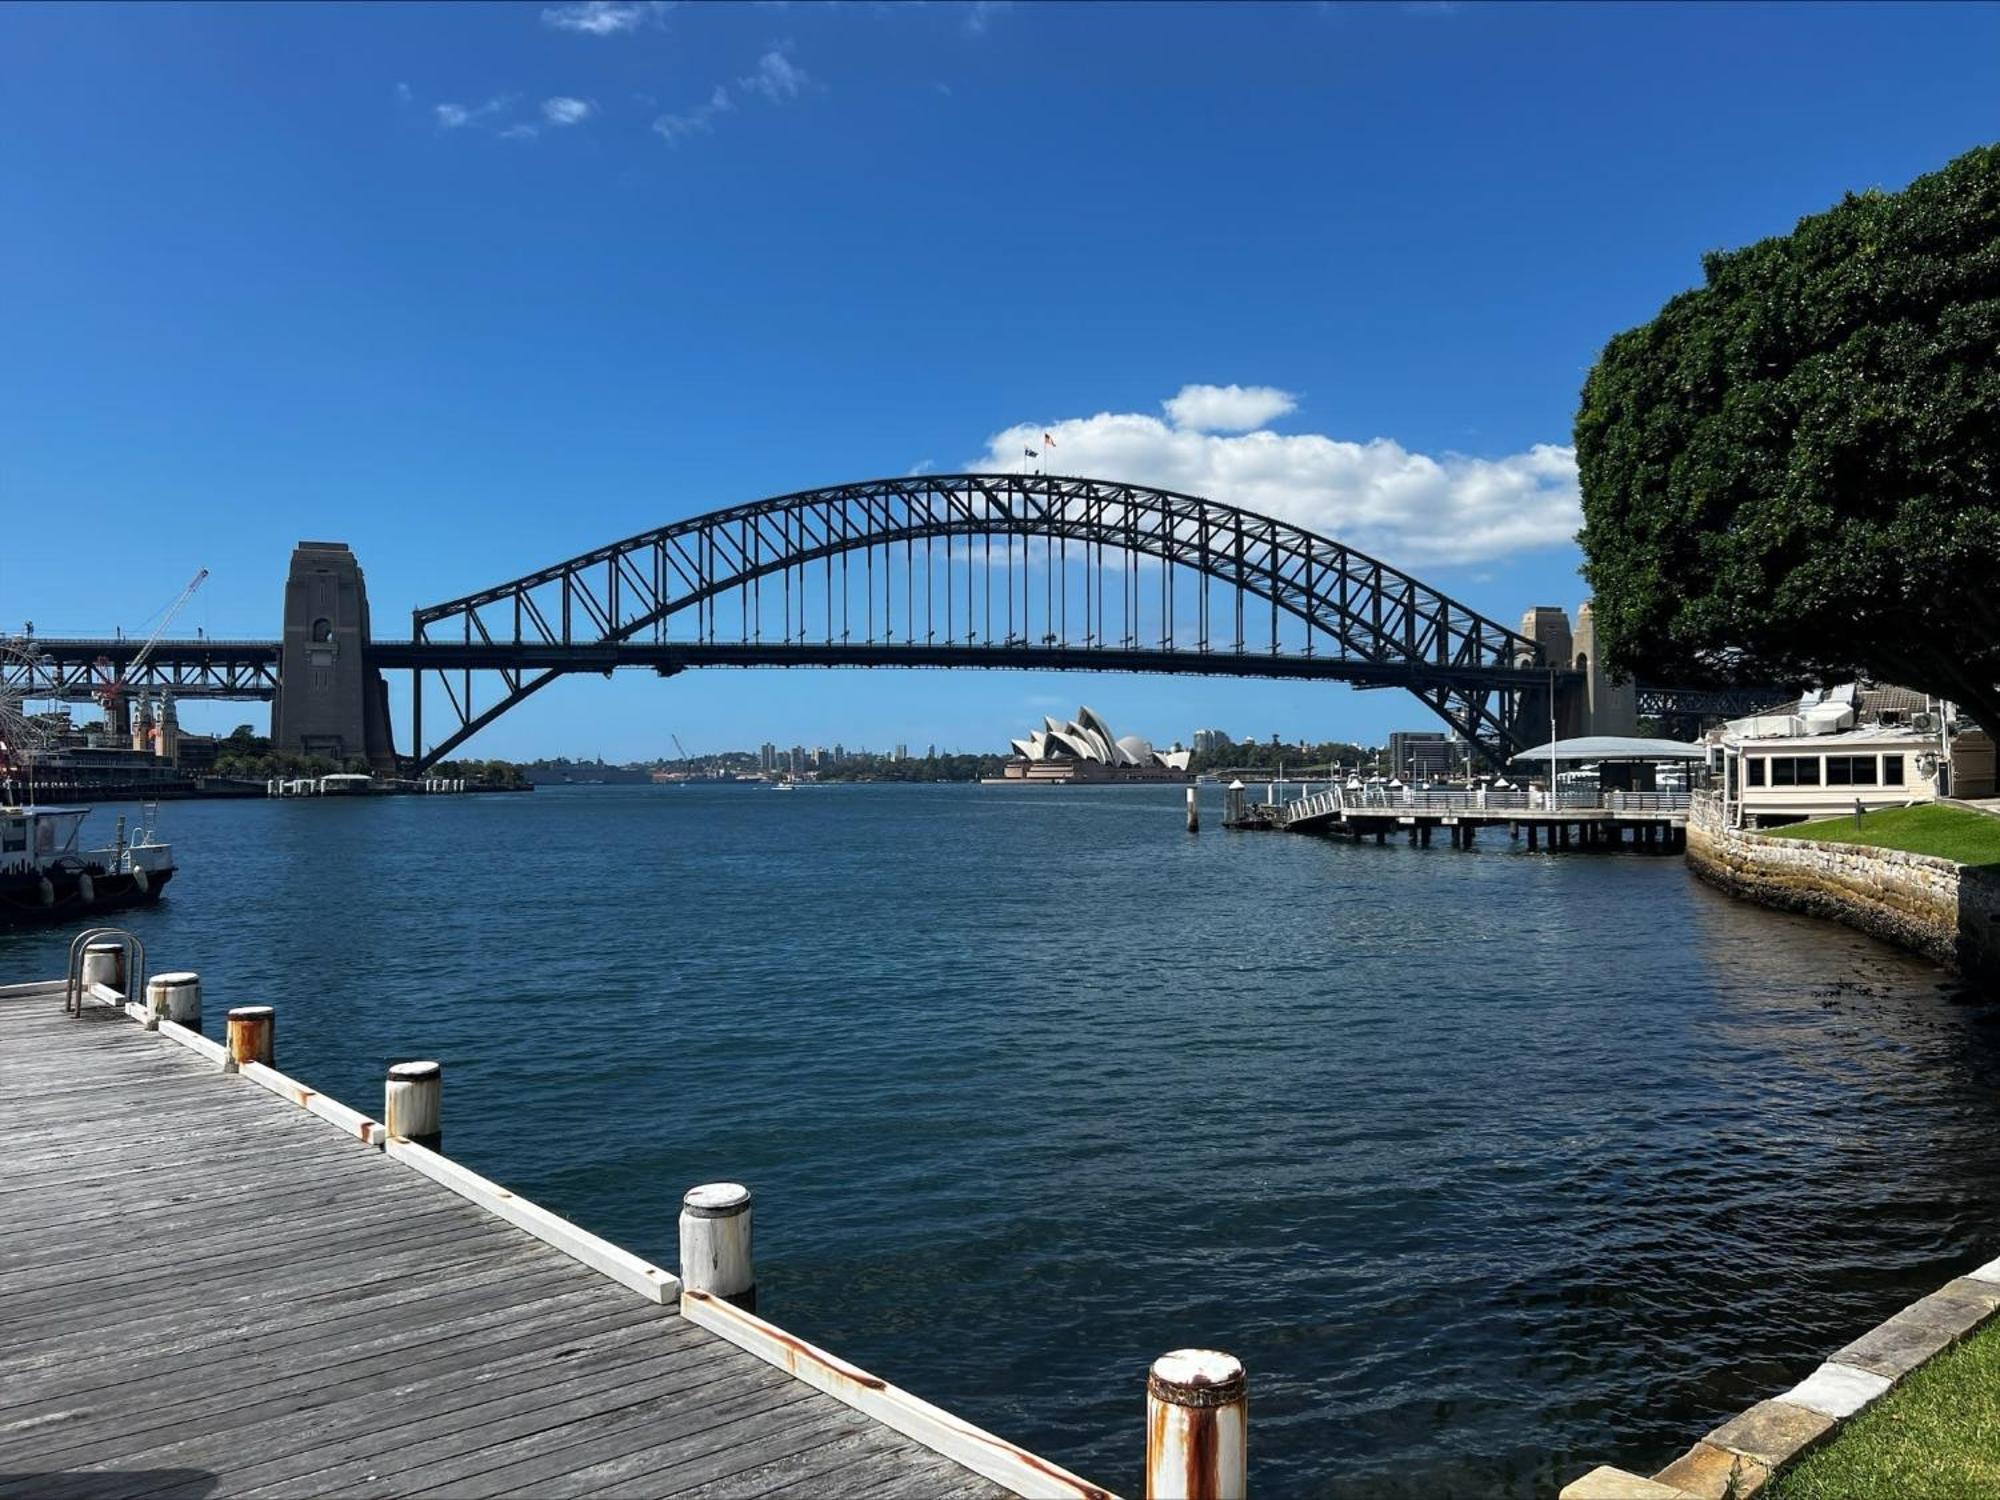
0,988,1017,1500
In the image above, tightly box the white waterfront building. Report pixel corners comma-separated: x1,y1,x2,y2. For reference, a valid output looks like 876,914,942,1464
1711,682,1996,827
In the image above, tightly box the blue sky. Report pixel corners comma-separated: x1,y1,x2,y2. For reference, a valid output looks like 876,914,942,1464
5,1,1996,759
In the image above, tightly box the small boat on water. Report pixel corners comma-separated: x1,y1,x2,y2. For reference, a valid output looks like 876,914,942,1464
0,804,176,927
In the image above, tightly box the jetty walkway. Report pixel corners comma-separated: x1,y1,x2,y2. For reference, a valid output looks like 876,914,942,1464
0,970,1103,1500
1226,784,1691,851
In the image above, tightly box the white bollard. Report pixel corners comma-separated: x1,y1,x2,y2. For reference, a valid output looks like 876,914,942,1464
82,941,126,996
385,1061,442,1148
679,1182,755,1311
146,971,201,1032
226,1005,274,1068
1186,787,1200,834
1146,1349,1247,1500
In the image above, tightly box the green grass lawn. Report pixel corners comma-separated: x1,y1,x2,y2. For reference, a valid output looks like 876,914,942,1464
1771,1317,2000,1499
1761,803,2000,867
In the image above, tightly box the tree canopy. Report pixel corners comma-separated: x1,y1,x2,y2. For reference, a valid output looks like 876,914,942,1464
1575,144,2000,733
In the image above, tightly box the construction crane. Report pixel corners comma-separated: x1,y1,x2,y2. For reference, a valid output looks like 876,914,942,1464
95,568,209,717
671,733,698,777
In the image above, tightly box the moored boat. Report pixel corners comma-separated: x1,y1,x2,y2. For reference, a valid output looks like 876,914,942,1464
0,804,176,927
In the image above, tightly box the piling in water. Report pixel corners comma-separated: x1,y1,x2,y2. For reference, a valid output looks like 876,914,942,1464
680,1182,755,1312
226,1005,274,1068
385,1060,442,1149
1146,1348,1247,1500
147,972,201,1031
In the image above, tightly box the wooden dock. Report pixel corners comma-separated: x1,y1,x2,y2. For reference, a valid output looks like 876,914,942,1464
0,977,1103,1500
1227,786,1690,851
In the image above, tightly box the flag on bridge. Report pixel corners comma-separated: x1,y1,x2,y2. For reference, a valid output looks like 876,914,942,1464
1024,447,1038,459
1044,431,1056,449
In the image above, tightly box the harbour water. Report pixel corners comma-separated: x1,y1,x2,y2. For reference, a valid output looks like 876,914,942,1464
7,783,1998,1497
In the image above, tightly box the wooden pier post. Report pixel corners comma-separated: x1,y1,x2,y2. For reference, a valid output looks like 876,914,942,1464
147,972,201,1031
680,1183,755,1311
385,1061,442,1149
1146,1349,1247,1500
1419,824,1432,847
1186,787,1200,834
1462,823,1476,847
226,1005,274,1068
82,941,126,996
1527,823,1538,850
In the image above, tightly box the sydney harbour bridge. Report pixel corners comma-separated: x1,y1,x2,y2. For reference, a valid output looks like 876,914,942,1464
1,474,1758,773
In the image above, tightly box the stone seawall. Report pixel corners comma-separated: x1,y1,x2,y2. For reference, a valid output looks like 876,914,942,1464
1686,793,2000,978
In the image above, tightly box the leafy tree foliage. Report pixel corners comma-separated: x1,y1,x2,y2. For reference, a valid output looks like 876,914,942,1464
1576,144,2000,732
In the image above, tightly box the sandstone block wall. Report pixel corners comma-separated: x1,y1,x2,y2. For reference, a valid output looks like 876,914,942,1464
1686,793,1998,978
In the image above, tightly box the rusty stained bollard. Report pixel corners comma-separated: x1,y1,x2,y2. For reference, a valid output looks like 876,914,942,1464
385,1061,442,1150
680,1183,755,1312
147,972,201,1032
1186,787,1200,834
225,1005,274,1069
1147,1349,1247,1500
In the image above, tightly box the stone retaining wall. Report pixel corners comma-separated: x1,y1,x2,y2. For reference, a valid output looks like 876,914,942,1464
1561,1255,2000,1498
1685,792,2000,978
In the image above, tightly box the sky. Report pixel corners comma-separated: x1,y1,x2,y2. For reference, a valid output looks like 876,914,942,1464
4,1,1997,760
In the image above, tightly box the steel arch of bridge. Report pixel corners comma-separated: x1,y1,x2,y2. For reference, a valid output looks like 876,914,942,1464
409,473,1570,772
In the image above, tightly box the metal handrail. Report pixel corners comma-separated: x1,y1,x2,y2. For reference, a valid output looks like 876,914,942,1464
1273,785,1693,825
65,926,145,1018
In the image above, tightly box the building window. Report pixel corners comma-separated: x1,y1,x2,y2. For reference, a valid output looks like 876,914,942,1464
1883,754,1905,786
1770,757,1823,787
1747,757,1766,787
1826,756,1879,786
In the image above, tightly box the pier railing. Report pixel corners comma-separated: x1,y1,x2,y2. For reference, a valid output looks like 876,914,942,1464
1272,786,1692,825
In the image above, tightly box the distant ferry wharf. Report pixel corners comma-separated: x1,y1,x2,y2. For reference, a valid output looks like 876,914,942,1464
1226,782,1692,851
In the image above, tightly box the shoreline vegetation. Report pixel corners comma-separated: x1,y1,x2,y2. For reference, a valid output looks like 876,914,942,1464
1761,803,2000,868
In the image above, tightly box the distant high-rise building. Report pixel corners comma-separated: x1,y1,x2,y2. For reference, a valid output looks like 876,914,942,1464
758,742,777,773
832,742,846,765
1389,730,1453,780
893,743,908,762
926,743,936,760
1192,728,1229,755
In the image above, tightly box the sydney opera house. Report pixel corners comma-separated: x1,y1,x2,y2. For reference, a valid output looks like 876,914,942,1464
998,706,1194,783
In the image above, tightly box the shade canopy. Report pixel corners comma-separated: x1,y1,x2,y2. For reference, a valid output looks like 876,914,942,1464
1507,735,1707,765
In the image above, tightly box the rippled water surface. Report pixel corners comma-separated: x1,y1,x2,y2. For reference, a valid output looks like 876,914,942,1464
8,783,2000,1496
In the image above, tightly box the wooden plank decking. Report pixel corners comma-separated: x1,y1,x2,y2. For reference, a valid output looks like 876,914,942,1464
0,986,1018,1500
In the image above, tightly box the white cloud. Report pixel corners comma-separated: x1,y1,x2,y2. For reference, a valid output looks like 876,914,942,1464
739,48,808,103
1162,383,1297,433
653,85,733,142
654,46,807,145
962,1,1010,36
434,96,511,130
395,81,413,104
540,1,660,35
541,96,595,125
973,391,1579,568
500,123,541,141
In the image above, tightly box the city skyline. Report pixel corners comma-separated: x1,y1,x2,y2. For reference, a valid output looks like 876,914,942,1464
6,3,1994,758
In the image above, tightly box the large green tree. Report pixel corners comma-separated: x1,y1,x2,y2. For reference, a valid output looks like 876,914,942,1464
1576,143,2000,733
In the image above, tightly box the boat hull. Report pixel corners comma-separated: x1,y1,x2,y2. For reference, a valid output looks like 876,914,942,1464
0,866,175,928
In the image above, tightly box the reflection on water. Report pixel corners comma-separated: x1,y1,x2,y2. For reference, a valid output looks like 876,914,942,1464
4,785,1997,1498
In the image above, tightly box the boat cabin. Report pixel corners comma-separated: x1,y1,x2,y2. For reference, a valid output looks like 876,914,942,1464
0,807,87,872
